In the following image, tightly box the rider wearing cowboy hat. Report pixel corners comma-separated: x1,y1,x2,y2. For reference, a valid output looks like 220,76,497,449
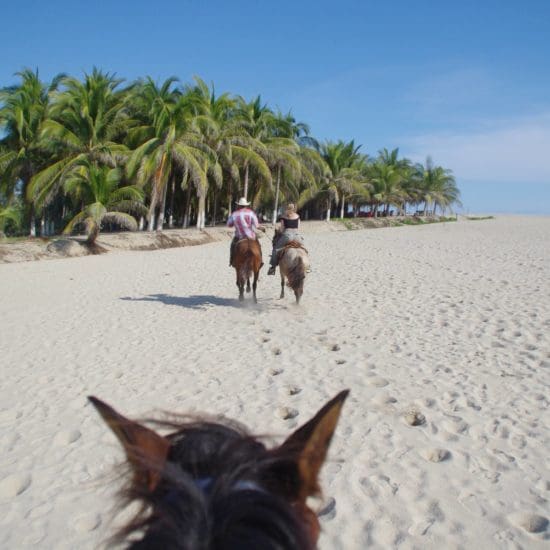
227,197,263,267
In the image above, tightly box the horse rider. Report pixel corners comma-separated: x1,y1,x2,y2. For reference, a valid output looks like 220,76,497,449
227,197,263,267
267,203,305,275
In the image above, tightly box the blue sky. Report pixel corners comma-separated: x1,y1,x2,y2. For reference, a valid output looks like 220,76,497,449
2,0,550,213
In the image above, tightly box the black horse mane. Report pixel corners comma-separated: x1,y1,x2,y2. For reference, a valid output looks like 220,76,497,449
115,420,314,550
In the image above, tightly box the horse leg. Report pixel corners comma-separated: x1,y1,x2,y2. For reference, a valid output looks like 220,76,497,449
280,273,285,299
236,274,244,301
246,277,251,293
252,270,259,303
295,280,304,304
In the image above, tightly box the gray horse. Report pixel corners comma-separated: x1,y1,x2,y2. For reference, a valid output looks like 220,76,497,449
278,241,310,304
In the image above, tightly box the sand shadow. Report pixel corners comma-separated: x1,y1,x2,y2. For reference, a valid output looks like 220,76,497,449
120,293,243,310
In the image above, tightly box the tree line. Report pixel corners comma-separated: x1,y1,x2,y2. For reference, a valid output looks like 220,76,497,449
0,68,461,241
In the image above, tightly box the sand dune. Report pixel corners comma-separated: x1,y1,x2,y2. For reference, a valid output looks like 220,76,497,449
0,215,549,548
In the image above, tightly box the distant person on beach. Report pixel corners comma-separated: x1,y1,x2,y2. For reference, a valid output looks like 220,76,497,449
267,203,305,275
227,197,262,267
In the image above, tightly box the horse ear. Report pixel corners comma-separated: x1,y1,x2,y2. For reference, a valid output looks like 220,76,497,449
279,390,349,501
88,396,170,492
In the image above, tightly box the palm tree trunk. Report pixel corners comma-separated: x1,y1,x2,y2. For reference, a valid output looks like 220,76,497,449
147,190,157,231
340,195,345,219
168,177,176,228
272,165,281,224
148,209,156,231
150,154,167,231
29,207,36,237
86,221,99,245
211,193,218,227
183,183,192,227
156,184,168,231
40,213,46,237
139,216,144,230
243,164,249,199
326,200,331,222
196,193,206,229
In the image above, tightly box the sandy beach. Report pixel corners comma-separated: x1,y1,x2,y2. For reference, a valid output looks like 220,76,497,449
0,215,549,549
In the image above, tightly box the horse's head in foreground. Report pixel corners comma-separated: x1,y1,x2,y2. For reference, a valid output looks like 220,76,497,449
89,390,349,549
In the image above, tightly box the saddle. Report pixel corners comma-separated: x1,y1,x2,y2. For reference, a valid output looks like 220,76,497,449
277,241,308,260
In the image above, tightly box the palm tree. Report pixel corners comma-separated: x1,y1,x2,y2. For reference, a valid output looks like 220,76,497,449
126,77,214,230
27,69,129,219
368,161,405,216
375,148,417,214
233,96,273,200
184,77,241,226
316,140,366,221
263,110,318,223
267,139,302,222
0,68,64,235
295,146,329,217
0,203,21,236
63,159,146,244
419,157,461,215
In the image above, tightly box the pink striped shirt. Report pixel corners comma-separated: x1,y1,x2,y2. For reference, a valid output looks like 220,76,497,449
227,208,259,239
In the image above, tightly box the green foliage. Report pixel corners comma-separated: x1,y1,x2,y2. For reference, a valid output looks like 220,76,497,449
63,159,145,243
399,217,424,225
339,219,355,230
1,68,461,236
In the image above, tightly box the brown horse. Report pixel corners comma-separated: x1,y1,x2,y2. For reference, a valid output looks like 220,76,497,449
233,238,263,303
278,242,310,304
89,390,349,549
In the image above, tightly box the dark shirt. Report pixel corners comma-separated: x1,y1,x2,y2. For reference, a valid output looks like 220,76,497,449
280,216,299,229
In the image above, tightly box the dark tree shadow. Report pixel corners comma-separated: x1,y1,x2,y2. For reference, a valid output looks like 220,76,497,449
120,294,243,310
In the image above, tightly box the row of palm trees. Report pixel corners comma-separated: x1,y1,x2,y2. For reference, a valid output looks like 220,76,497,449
0,68,461,241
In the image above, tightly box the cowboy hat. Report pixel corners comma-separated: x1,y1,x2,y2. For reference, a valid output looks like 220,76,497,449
236,197,251,206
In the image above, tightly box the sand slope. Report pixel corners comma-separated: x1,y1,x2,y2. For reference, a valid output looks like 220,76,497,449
0,216,549,548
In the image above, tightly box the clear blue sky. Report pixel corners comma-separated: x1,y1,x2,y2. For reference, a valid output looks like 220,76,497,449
2,0,550,213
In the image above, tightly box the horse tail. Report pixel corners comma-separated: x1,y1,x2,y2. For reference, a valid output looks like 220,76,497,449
239,241,256,280
286,251,306,290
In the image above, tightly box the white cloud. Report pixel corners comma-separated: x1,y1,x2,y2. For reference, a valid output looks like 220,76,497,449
402,113,550,184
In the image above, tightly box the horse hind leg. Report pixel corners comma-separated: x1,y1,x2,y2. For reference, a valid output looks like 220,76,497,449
280,274,285,299
252,270,259,303
246,277,251,293
236,275,245,302
294,280,304,304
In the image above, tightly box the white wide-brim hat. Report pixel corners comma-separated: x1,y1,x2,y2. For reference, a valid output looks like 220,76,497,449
236,197,251,206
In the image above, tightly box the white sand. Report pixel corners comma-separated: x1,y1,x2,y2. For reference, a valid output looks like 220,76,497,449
1,216,549,549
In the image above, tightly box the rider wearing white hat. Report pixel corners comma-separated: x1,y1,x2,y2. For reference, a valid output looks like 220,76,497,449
227,197,262,267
